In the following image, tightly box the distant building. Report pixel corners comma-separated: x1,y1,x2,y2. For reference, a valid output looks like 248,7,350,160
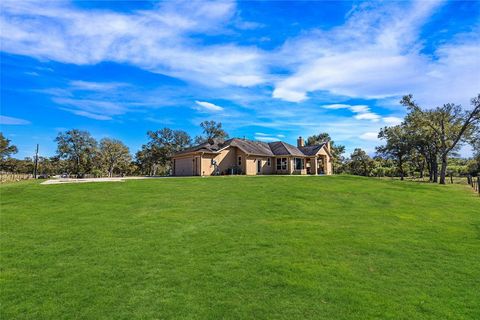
171,136,333,176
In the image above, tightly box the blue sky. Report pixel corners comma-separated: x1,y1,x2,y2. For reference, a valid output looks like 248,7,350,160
1,0,479,159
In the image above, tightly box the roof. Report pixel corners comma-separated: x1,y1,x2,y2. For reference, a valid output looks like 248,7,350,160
298,143,326,156
230,139,274,156
172,138,328,158
268,141,305,156
173,138,229,155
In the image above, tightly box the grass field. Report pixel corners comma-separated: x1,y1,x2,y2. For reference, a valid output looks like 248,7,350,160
1,176,479,319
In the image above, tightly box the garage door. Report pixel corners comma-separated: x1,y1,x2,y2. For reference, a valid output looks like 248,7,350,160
174,157,194,176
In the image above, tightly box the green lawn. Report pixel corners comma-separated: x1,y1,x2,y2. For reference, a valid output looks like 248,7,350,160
1,176,479,319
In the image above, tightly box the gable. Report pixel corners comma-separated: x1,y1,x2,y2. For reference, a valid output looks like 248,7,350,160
172,137,332,159
298,143,332,158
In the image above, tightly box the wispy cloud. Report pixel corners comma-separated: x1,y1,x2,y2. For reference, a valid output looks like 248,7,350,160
1,0,477,158
0,115,31,125
0,0,267,88
272,1,479,107
359,132,379,141
54,98,126,120
58,108,113,121
69,80,129,91
255,135,277,142
321,104,381,122
254,132,284,142
383,116,403,125
43,79,183,120
194,101,224,112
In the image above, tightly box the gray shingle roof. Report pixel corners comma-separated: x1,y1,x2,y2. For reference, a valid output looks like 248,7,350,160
173,138,228,155
230,139,274,156
267,141,305,156
173,138,326,157
298,143,326,156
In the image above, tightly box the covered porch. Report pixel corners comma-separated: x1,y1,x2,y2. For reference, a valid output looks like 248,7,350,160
307,155,329,175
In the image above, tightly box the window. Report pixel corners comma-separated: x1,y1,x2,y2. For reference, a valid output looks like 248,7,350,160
276,158,287,170
267,158,271,166
238,156,242,166
294,158,305,170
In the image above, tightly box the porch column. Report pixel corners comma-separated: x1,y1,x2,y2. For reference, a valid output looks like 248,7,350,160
288,157,294,174
310,157,317,175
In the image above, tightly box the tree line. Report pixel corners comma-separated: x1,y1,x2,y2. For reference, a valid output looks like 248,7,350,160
0,121,228,177
338,94,480,183
1,94,478,181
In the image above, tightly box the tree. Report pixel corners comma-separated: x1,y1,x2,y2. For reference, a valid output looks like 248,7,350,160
376,125,410,180
135,146,153,175
99,138,132,177
347,148,374,176
401,94,480,184
305,132,345,173
195,121,229,144
136,128,191,175
401,101,441,182
55,129,98,175
0,158,32,173
0,132,18,161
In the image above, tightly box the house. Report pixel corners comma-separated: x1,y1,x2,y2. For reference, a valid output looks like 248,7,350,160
171,136,333,176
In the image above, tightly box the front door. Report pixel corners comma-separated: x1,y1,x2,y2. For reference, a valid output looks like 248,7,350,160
257,159,262,174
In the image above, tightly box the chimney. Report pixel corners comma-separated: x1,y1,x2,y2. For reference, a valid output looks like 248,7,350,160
297,136,305,147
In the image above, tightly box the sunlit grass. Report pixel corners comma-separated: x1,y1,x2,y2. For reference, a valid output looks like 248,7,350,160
1,176,479,319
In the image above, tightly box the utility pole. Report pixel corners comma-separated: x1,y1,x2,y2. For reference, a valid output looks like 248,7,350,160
33,144,39,179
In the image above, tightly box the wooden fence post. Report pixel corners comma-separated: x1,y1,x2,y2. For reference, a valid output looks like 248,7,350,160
477,176,480,195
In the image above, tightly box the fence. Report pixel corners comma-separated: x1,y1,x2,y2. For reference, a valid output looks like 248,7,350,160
467,175,480,196
0,172,33,183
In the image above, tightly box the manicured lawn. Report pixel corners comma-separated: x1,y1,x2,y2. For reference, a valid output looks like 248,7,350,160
1,176,479,319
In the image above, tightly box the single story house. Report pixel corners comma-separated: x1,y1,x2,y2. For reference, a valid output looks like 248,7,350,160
171,136,333,176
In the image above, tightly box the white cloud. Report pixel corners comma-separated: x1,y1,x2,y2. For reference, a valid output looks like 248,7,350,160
0,0,266,88
255,136,277,142
355,112,381,122
272,87,306,102
0,115,31,125
349,105,369,113
322,104,351,109
58,108,112,121
383,116,403,125
272,1,479,107
53,97,127,120
359,132,379,141
254,132,283,142
321,103,382,122
70,80,128,91
194,101,224,112
41,79,189,120
2,0,477,110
